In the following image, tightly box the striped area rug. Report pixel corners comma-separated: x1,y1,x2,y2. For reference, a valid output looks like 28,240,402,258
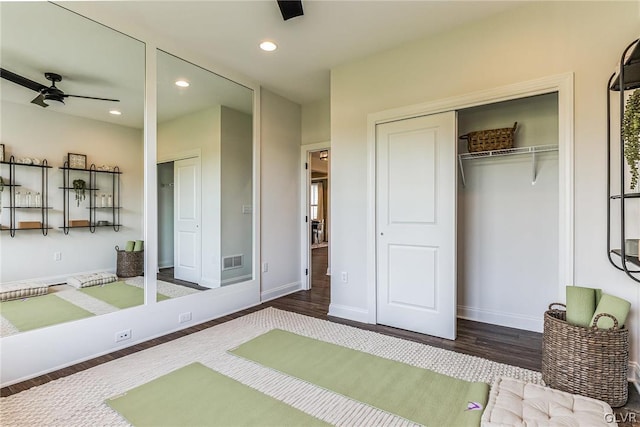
0,308,542,426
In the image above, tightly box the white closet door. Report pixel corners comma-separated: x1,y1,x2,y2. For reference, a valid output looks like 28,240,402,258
174,157,201,283
376,111,457,339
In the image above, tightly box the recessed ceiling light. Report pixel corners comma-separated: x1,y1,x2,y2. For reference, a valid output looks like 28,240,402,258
175,80,190,87
259,41,277,52
109,110,122,116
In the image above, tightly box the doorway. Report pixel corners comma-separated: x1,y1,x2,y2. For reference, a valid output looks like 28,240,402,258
157,156,202,286
301,144,331,294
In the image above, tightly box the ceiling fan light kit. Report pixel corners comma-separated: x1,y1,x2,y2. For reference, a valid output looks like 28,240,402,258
0,68,120,108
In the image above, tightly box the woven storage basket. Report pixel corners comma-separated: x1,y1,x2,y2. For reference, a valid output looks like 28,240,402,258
115,246,144,278
541,303,629,407
460,122,517,153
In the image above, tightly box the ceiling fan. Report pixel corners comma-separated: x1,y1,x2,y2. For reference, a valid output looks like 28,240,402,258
0,68,119,108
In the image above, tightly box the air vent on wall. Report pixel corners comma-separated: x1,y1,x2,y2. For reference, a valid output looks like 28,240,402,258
222,254,243,271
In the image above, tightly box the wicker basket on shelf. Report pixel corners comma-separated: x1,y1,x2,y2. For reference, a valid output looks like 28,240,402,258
460,122,517,153
115,246,144,278
541,303,629,407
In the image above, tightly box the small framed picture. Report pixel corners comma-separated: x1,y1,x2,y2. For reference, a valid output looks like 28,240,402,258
0,144,4,162
68,153,87,169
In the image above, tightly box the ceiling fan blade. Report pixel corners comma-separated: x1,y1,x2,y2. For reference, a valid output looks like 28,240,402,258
277,0,303,20
64,94,120,102
30,93,49,108
1,68,47,92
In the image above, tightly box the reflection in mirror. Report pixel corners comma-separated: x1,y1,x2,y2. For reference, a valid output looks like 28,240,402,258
156,50,253,299
0,2,145,336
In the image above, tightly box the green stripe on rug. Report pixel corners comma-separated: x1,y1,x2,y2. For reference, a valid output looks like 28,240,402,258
231,329,489,427
80,281,170,309
0,294,94,331
106,362,330,427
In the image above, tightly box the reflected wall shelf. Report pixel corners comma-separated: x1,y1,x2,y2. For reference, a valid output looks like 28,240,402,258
59,163,122,234
0,156,51,237
607,38,640,282
458,144,558,187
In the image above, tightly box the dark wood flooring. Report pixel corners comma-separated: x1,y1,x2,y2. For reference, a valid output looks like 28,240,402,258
2,253,639,424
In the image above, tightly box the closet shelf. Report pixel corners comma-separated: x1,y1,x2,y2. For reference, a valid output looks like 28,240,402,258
610,192,640,199
458,144,558,187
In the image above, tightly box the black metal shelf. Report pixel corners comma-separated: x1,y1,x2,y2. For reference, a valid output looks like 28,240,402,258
0,156,50,237
611,250,640,269
60,162,121,233
3,206,53,209
1,227,53,232
607,38,640,283
610,192,640,199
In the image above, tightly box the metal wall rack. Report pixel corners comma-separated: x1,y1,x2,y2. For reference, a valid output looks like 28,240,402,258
0,156,51,237
607,38,640,282
59,162,122,234
458,144,559,187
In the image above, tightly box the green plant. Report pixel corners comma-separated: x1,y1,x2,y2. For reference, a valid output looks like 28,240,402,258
622,89,640,189
73,179,86,207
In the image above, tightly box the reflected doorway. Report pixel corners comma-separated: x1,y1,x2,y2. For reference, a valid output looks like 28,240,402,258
308,150,331,296
157,159,204,289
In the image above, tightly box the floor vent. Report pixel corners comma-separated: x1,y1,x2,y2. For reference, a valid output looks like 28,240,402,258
222,254,243,270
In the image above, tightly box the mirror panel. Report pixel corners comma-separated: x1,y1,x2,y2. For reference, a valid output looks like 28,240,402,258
0,2,145,336
156,50,253,298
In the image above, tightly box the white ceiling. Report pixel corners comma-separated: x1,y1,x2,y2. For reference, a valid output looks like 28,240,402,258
61,1,525,105
1,1,526,129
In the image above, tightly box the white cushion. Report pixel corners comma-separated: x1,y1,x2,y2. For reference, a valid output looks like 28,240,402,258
67,272,117,288
0,282,48,301
482,377,616,427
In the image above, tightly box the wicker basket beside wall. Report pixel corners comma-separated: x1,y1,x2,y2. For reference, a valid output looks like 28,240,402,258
115,246,144,278
541,303,629,407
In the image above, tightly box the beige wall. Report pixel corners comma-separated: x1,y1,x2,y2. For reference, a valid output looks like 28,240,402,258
302,97,330,145
330,1,640,366
260,88,303,300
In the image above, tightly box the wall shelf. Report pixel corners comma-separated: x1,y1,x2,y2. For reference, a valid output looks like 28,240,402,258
0,156,51,237
458,144,558,187
59,163,121,233
606,38,640,283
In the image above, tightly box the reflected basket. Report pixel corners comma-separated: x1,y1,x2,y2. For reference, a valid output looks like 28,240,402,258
115,246,144,278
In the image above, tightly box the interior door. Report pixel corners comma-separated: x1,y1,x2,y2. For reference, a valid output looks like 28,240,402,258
376,111,457,339
174,157,201,283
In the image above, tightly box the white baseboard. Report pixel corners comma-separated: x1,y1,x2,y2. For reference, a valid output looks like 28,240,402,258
222,274,252,286
457,305,543,333
158,262,173,269
261,281,302,302
199,277,221,289
328,303,369,323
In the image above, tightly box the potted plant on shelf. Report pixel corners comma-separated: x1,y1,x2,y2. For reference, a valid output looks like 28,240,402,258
623,89,640,190
73,179,86,207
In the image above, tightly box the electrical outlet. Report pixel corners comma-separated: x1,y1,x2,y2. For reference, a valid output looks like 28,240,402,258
53,252,62,261
115,329,131,342
178,312,192,323
262,262,268,273
341,272,348,283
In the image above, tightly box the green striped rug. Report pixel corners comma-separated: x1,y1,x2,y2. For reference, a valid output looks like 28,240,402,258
80,281,169,308
106,362,330,426
0,294,94,331
230,329,489,427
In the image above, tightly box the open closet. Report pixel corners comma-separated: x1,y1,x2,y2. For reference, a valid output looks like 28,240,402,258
456,93,560,332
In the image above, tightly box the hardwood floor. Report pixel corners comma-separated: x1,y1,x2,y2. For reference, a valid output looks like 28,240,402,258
2,262,638,424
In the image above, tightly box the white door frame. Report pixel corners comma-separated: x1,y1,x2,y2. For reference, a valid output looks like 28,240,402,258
366,73,575,325
300,141,331,290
